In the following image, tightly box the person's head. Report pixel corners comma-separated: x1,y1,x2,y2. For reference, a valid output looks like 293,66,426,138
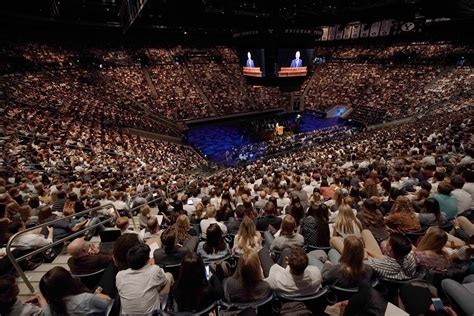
233,251,264,288
437,181,453,196
339,236,366,282
206,204,217,219
28,195,40,209
66,237,89,258
204,223,227,254
177,253,207,290
234,204,246,219
288,247,308,276
295,50,300,59
113,233,141,270
417,227,448,253
176,214,190,235
280,214,296,237
422,197,441,220
263,201,276,216
362,198,377,213
334,204,361,234
56,190,66,200
140,205,151,218
161,227,177,250
126,243,151,270
450,175,465,190
247,51,251,59
391,196,415,214
38,206,52,224
0,275,20,314
39,267,88,315
116,216,130,231
311,203,330,222
147,216,159,233
387,232,412,259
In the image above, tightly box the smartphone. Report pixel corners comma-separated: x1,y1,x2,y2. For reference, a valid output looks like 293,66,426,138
205,265,210,280
431,298,444,311
187,199,194,205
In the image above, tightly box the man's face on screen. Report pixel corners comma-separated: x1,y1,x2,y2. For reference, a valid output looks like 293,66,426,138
295,51,300,59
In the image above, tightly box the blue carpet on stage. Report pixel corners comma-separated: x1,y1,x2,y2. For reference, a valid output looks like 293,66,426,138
186,113,342,165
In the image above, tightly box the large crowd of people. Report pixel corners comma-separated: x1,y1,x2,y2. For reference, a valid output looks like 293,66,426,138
0,86,473,314
0,39,473,315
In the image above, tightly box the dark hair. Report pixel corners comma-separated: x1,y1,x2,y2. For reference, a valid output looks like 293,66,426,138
203,224,227,254
127,243,151,270
420,181,432,192
362,199,377,212
161,227,177,253
28,196,40,209
289,203,305,227
175,253,208,311
389,188,401,201
307,204,329,223
39,267,88,316
0,275,19,314
68,192,78,202
288,247,308,276
234,205,245,219
389,232,412,259
451,176,465,189
56,191,66,200
422,198,441,223
113,233,141,271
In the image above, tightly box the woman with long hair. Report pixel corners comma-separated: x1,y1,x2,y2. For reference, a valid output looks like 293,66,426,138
197,224,230,260
172,253,223,312
330,204,363,253
414,227,451,272
384,196,421,232
39,266,110,316
357,198,389,243
418,198,446,227
270,215,304,251
233,216,262,255
300,203,330,248
321,236,373,288
223,251,270,303
175,214,194,245
333,205,362,239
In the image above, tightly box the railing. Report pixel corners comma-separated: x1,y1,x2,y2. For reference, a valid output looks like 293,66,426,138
6,203,119,293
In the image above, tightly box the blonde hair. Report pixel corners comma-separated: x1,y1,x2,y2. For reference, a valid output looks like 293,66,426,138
334,205,362,235
233,251,263,288
195,202,204,219
236,216,260,251
176,214,191,244
417,227,448,253
140,205,151,218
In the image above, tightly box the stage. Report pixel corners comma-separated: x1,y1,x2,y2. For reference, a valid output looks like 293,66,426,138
185,113,344,166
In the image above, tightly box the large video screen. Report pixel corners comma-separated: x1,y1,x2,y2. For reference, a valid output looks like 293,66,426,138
240,49,265,77
277,48,314,77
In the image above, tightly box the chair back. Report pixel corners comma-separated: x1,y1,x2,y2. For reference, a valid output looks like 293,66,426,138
100,229,121,242
70,266,106,290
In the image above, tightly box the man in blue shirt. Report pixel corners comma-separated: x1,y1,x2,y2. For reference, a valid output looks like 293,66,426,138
432,181,458,220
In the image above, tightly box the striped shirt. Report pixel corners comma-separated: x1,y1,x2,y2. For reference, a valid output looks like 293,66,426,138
367,253,417,280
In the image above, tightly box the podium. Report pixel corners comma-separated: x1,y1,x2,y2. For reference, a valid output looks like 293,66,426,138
243,67,263,77
278,66,307,77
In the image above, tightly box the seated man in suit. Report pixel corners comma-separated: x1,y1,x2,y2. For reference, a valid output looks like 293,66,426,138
246,52,255,67
67,237,113,275
290,51,303,68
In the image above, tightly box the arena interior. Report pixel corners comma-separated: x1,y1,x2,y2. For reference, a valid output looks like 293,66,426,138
1,0,474,315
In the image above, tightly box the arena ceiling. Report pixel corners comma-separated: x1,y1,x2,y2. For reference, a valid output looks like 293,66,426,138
1,0,473,36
